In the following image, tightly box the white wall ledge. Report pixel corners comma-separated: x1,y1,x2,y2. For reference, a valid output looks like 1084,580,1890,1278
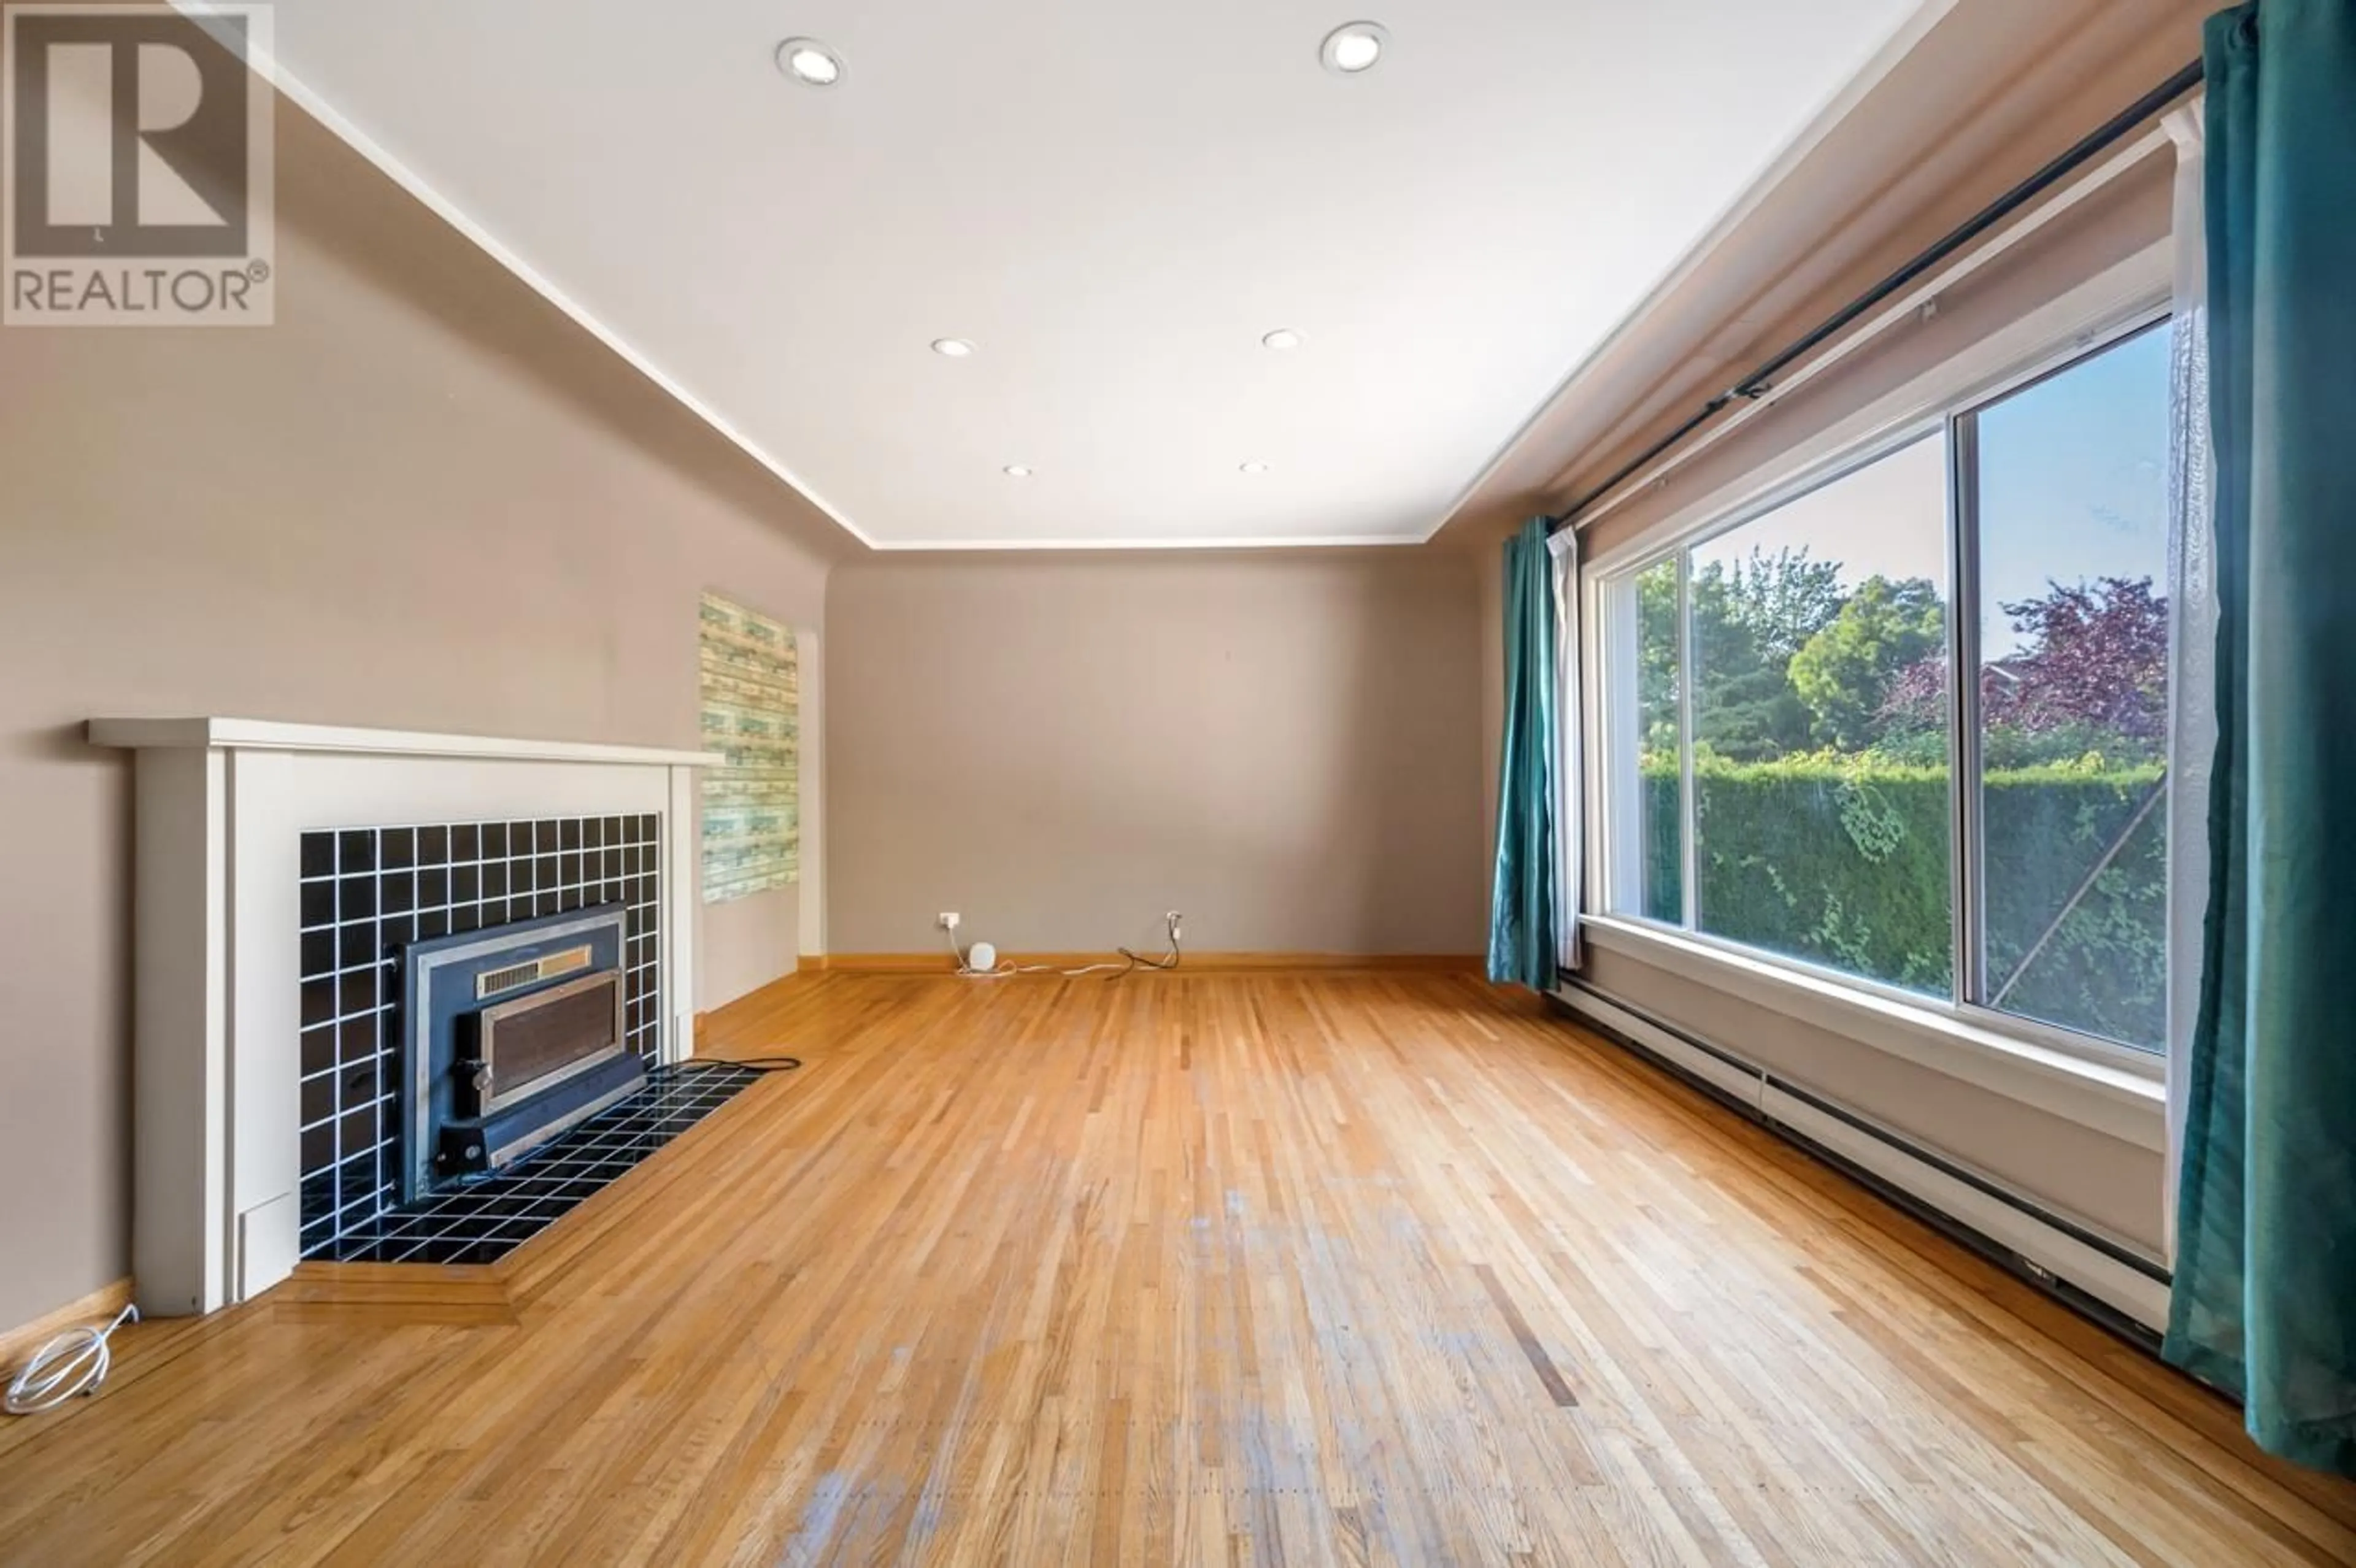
1574,914,2165,1153
88,717,715,769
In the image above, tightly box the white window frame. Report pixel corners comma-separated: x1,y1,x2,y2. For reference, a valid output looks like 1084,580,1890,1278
1579,242,2176,1115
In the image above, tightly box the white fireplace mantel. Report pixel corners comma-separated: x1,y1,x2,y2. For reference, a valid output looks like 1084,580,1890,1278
88,716,716,768
90,717,715,1317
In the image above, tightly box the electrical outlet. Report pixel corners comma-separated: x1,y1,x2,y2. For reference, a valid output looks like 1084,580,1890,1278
937,912,960,931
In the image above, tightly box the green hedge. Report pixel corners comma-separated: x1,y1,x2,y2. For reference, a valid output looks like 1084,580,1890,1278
1641,757,2165,1047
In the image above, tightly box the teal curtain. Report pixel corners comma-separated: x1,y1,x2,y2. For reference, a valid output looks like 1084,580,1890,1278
1488,518,1558,990
2165,0,2356,1476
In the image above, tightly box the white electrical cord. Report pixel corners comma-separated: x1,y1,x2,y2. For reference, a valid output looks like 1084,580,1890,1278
950,913,1183,979
4,1302,138,1415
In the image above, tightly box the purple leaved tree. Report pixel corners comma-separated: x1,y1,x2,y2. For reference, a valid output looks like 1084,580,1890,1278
1882,577,2168,743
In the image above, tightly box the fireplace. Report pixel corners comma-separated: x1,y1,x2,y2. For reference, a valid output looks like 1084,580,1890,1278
402,905,646,1199
88,717,718,1314
291,813,759,1272
292,811,669,1258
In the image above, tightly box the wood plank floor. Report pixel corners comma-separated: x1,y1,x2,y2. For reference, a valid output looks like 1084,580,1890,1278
2,971,2350,1566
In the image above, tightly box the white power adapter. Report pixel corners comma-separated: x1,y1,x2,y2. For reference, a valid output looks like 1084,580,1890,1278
944,909,1181,980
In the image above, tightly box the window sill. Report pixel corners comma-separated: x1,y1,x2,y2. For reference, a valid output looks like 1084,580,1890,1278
1573,916,2166,1153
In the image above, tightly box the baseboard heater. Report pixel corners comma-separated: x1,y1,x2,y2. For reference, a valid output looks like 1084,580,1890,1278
1551,976,2171,1348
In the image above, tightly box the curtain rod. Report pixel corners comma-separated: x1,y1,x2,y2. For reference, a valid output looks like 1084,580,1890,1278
1548,57,2206,537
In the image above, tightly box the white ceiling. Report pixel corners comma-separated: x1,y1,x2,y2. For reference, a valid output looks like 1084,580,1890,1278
255,1,1930,549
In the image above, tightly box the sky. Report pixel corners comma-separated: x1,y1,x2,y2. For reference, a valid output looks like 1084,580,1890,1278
1687,325,2170,658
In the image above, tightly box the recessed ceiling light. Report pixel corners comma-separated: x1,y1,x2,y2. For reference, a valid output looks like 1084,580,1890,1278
1261,328,1306,351
931,338,976,358
1239,461,1271,475
1003,464,1034,478
1320,21,1388,75
776,38,844,86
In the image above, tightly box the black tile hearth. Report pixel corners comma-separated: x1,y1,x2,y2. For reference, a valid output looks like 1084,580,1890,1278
314,1064,757,1266
296,812,664,1261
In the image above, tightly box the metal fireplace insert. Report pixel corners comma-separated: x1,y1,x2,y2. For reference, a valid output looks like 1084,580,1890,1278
401,905,645,1199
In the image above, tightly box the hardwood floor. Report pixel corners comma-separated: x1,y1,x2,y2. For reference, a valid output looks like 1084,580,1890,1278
3,970,2350,1565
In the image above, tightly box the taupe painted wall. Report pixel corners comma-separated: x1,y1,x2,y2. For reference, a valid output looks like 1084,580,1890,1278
0,101,842,1328
828,552,1486,957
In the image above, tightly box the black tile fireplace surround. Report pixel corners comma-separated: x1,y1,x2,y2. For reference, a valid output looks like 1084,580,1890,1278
313,1063,760,1266
298,814,669,1260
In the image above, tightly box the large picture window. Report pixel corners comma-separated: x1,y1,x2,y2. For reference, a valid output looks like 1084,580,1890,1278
1599,321,2171,1052
1964,326,2171,1047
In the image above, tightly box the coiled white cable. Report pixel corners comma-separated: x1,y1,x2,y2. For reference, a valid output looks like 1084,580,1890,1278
4,1303,138,1415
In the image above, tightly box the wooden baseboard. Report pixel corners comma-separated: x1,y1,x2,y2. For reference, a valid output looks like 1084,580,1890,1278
1,1277,133,1373
820,952,1482,975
